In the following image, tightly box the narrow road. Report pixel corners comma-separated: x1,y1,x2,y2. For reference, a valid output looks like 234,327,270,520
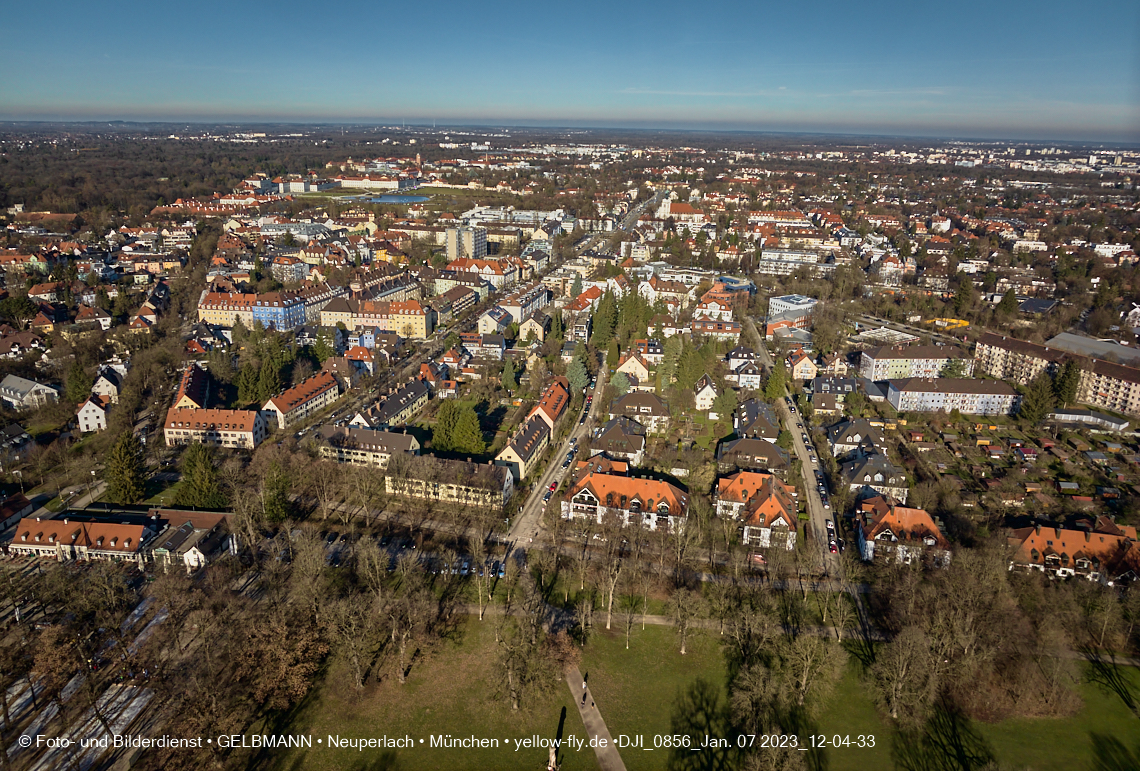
742,317,839,577
508,368,608,549
566,666,627,771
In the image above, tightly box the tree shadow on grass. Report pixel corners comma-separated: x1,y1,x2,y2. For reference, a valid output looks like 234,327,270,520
1082,646,1140,719
891,702,995,771
1089,733,1140,771
666,677,737,771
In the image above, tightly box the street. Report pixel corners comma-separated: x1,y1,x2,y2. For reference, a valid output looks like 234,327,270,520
507,368,608,550
743,317,842,579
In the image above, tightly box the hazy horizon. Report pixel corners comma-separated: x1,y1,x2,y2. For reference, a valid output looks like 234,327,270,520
2,0,1137,144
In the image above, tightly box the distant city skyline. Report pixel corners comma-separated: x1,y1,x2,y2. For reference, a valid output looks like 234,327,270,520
2,0,1137,143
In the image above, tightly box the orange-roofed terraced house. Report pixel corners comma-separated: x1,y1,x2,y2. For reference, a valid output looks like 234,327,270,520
261,370,340,429
10,517,155,563
715,471,798,550
1007,516,1139,585
164,407,268,449
562,471,689,533
529,377,570,430
856,496,952,567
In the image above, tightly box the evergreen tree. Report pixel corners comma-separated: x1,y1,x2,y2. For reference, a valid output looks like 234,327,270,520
570,274,583,298
550,312,564,341
65,361,94,404
1018,373,1055,425
940,358,968,378
659,336,682,386
606,340,620,369
568,358,589,394
502,357,517,393
591,290,617,345
433,400,461,451
776,430,793,451
237,363,259,406
231,316,249,343
765,362,787,401
262,461,292,522
712,387,738,419
452,405,486,455
176,443,227,509
611,371,630,396
1053,359,1082,407
258,360,282,403
996,288,1018,316
952,273,975,316
105,433,145,505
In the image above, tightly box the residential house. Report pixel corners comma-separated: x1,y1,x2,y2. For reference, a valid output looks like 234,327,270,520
616,353,651,385
352,378,429,429
529,377,571,430
0,375,59,410
77,395,111,433
593,417,646,466
717,437,789,474
316,425,420,468
385,456,514,509
164,407,268,449
856,496,951,566
1007,517,1140,584
74,304,112,331
690,320,741,341
860,344,974,380
495,415,552,482
731,361,764,390
0,493,34,530
787,350,818,381
519,314,549,343
478,306,512,335
261,371,340,429
694,374,719,412
10,517,155,563
609,392,670,434
148,510,232,573
841,454,909,504
826,418,887,459
734,399,780,441
172,364,210,410
886,378,1020,416
562,471,689,533
727,345,757,372
91,367,124,405
715,470,798,550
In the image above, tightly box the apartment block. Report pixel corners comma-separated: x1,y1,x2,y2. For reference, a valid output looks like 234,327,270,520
886,378,1020,416
859,345,974,380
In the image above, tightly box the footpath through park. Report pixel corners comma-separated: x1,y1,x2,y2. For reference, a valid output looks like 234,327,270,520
565,665,626,771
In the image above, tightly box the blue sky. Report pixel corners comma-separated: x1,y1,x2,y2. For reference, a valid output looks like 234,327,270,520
2,0,1138,142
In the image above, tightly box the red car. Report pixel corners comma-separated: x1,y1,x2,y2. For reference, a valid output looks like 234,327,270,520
549,482,557,492
829,542,838,554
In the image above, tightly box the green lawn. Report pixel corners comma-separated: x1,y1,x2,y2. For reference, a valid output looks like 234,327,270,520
579,625,728,771
816,657,1140,771
272,618,599,771
145,479,184,506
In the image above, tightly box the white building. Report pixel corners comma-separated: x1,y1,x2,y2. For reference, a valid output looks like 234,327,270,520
767,294,818,319
886,378,1021,416
77,395,110,433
